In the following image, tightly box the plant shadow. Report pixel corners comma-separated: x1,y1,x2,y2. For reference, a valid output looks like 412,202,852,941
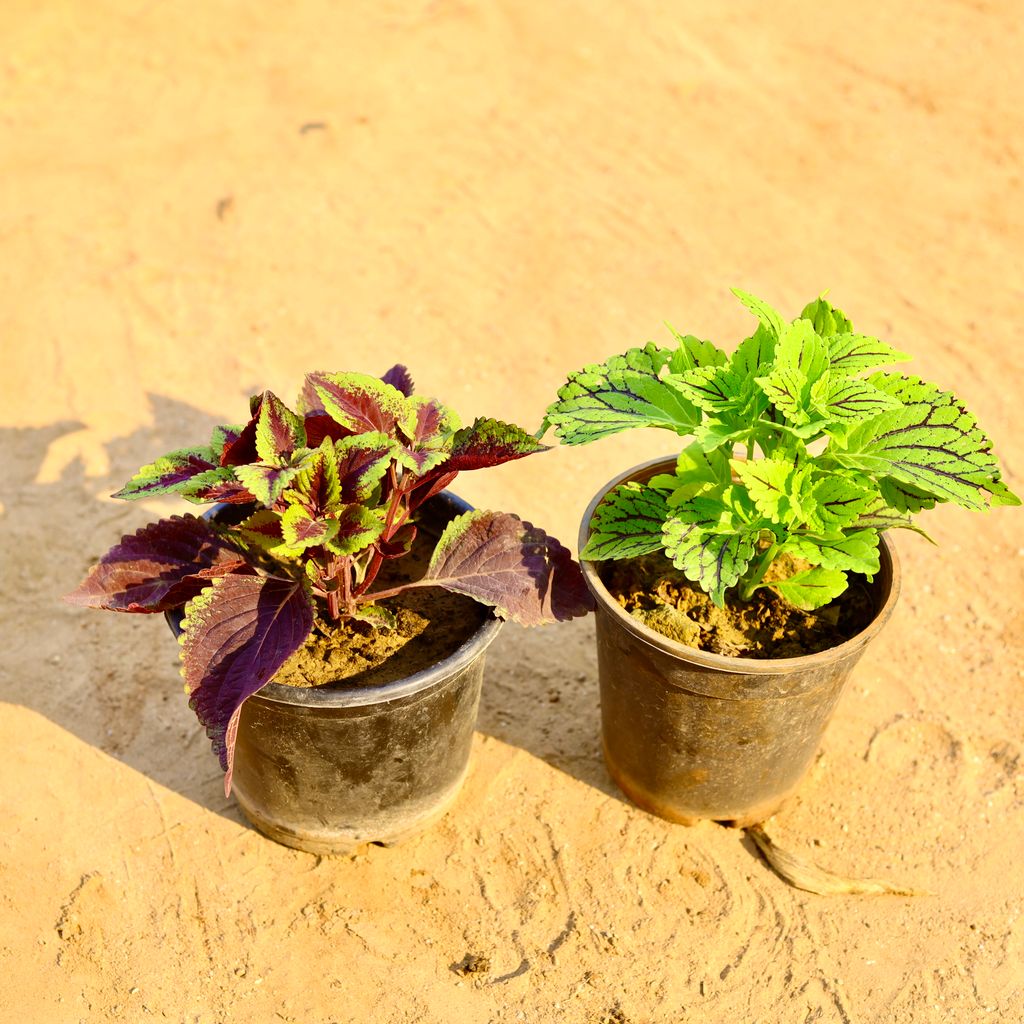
0,399,249,825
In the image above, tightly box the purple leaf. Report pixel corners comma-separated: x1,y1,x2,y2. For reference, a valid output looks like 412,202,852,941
408,471,458,512
397,398,459,474
335,432,396,502
179,574,313,794
65,515,248,612
406,418,548,510
307,371,410,436
378,523,417,559
220,406,260,467
381,364,415,397
304,412,353,448
444,418,550,472
422,510,593,625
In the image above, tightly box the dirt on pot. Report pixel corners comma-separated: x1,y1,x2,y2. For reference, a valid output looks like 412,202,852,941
601,552,875,659
273,543,485,689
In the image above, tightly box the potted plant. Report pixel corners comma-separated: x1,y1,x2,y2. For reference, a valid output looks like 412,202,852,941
67,365,593,853
543,289,1018,827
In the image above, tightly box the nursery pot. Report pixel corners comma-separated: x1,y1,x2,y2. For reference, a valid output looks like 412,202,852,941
168,491,502,855
580,456,901,828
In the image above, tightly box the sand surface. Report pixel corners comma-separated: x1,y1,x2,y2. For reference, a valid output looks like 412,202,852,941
2,2,1023,1021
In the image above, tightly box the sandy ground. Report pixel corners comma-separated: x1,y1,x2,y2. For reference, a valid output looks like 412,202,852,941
2,2,1023,1021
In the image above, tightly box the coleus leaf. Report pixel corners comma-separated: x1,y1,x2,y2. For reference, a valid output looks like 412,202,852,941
755,365,812,424
774,319,830,384
664,328,729,372
234,462,303,507
381,364,415,397
286,438,343,515
661,518,760,608
441,417,549,473
279,503,340,552
806,474,880,531
669,364,747,413
397,397,460,474
730,323,777,378
545,344,700,445
732,288,784,339
835,374,1002,510
661,491,763,606
785,529,881,575
649,443,731,505
254,390,306,464
762,567,848,612
233,509,285,550
731,457,813,527
323,505,388,556
812,375,902,422
308,371,412,437
333,432,395,502
405,417,551,512
826,334,910,376
878,477,937,513
113,446,220,501
65,515,247,612
580,483,670,560
179,574,313,794
422,510,593,625
800,296,853,337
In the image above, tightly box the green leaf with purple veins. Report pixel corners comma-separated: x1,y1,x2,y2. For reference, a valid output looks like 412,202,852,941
732,457,813,527
785,530,880,575
826,334,910,376
807,475,880,531
545,343,700,445
762,566,848,611
813,375,902,421
664,328,729,372
423,510,593,625
580,483,670,560
661,516,760,608
800,296,853,337
731,288,784,339
835,378,1001,509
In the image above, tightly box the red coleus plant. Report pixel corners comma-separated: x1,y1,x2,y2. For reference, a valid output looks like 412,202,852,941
67,366,593,792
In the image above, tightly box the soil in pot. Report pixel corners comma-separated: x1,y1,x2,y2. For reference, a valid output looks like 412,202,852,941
601,551,875,659
273,542,485,689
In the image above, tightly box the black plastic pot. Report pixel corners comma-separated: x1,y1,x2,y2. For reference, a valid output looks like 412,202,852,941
580,457,901,828
168,491,502,854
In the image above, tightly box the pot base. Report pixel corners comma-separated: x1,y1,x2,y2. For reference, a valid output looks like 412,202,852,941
233,767,468,856
603,742,795,829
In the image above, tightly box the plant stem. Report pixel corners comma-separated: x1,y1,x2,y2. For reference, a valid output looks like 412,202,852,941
353,469,410,598
737,542,779,602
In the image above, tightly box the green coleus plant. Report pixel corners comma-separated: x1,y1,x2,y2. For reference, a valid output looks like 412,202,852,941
543,289,1019,612
67,366,592,791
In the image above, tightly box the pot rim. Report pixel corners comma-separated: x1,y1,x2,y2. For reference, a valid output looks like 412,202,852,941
166,490,504,709
579,454,902,675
